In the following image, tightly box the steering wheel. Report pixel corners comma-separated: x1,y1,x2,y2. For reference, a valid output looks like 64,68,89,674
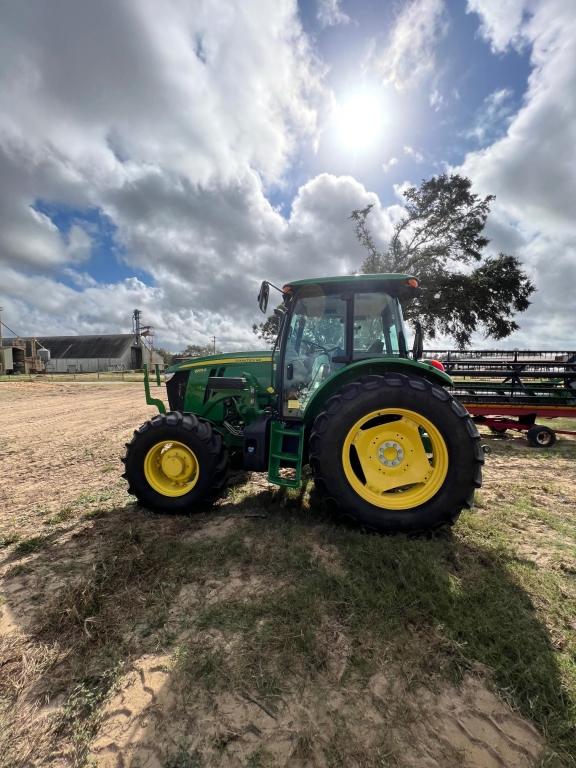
301,339,340,355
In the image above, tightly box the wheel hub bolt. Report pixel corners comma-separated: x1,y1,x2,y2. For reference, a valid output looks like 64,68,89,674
378,440,404,468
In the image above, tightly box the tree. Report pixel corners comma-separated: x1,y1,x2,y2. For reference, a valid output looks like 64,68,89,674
175,343,218,358
155,348,174,366
351,174,535,347
252,312,281,347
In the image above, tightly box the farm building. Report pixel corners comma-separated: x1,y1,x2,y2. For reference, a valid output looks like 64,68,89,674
0,338,47,374
35,334,164,373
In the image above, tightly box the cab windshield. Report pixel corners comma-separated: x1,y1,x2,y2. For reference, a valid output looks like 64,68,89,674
282,288,407,416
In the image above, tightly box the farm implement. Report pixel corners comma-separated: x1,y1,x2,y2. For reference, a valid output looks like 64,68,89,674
428,350,576,447
123,274,484,533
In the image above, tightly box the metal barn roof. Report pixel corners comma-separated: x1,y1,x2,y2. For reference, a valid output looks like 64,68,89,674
36,334,136,359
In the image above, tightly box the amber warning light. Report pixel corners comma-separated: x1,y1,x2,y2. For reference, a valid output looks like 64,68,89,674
406,278,419,288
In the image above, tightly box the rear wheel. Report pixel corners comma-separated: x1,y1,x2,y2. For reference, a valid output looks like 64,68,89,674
309,374,483,533
526,425,556,448
123,411,227,512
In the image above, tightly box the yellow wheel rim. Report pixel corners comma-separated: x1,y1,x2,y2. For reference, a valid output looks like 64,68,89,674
342,408,448,510
144,440,199,497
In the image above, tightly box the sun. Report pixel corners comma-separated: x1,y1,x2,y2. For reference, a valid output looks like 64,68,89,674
335,90,385,153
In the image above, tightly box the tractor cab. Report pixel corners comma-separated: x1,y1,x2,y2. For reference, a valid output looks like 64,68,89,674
261,275,419,418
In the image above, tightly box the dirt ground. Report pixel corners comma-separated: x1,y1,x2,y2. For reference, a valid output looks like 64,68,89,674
0,380,157,540
0,381,574,768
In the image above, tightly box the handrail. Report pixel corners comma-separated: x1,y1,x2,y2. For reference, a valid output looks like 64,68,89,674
143,363,166,414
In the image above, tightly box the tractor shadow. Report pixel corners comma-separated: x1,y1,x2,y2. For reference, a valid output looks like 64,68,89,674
0,483,573,765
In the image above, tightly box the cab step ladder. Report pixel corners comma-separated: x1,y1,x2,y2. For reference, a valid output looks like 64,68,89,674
267,420,305,488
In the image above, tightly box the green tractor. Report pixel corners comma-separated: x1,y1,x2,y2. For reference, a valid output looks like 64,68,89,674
123,274,483,533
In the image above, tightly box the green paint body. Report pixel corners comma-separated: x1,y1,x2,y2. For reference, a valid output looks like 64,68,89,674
162,351,449,444
143,274,452,483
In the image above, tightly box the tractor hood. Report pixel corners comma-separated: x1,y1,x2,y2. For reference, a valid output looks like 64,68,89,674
166,351,275,415
168,351,273,373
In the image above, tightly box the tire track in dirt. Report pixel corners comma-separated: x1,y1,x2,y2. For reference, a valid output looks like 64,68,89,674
89,653,544,768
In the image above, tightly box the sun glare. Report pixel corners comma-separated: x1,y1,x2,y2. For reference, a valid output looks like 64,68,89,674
335,91,385,153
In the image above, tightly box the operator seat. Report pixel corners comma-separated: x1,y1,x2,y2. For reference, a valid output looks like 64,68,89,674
366,339,384,354
309,353,330,390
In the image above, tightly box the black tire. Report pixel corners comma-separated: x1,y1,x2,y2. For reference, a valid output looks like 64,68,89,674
122,411,227,512
309,374,483,533
526,425,556,448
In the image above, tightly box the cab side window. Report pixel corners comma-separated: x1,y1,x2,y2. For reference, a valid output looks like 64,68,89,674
353,292,401,357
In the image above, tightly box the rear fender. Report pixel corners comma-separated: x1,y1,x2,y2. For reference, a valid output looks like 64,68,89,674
303,358,452,426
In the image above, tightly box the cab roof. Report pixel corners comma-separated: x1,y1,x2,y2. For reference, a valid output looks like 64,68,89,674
284,273,416,291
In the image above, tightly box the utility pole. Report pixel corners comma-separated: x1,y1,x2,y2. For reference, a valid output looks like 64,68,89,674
0,307,3,345
212,336,216,354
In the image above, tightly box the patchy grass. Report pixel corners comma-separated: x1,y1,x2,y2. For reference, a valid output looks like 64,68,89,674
55,665,122,762
538,417,576,432
11,535,50,557
164,744,204,768
43,508,76,526
0,395,575,766
166,502,574,761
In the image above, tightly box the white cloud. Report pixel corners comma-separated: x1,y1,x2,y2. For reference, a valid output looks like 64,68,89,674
460,0,576,349
1,0,574,352
393,181,413,201
429,89,445,111
0,0,334,350
403,145,425,163
466,88,515,145
0,173,397,349
382,157,399,173
461,0,576,236
317,0,351,28
373,0,448,90
466,0,532,52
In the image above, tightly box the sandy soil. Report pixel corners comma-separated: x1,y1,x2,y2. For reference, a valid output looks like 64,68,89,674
88,659,543,768
0,380,155,539
1,381,573,767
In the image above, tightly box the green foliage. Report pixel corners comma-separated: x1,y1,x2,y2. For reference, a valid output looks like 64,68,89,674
176,343,218,358
252,310,281,347
154,345,218,365
352,173,535,347
12,535,49,557
164,743,203,768
154,347,174,366
58,668,121,752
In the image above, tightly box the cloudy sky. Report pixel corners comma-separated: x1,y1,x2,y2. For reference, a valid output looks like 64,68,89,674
0,0,574,351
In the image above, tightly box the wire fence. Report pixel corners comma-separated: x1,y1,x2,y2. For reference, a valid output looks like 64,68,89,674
0,370,147,384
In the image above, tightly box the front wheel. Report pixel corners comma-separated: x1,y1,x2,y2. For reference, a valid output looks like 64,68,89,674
122,411,227,512
309,374,484,533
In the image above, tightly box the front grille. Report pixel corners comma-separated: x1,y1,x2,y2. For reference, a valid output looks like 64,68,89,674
166,371,188,412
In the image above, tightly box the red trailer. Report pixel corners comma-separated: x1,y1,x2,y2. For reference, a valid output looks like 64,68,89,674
425,350,576,447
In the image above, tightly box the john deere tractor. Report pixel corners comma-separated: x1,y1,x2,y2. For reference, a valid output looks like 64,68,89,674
123,274,483,532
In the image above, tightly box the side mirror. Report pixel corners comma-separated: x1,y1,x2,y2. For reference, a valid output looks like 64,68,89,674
257,281,269,314
412,321,423,360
